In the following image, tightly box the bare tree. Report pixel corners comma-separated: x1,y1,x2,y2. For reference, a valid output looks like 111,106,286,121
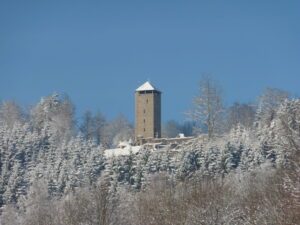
101,114,134,148
226,102,256,130
188,75,223,139
162,120,181,138
93,112,106,145
80,110,106,145
80,110,94,140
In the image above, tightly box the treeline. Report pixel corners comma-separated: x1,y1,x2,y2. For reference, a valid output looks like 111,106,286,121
0,77,293,143
0,77,300,224
0,93,134,149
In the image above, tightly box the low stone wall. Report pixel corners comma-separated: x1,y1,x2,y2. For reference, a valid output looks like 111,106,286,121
135,136,195,146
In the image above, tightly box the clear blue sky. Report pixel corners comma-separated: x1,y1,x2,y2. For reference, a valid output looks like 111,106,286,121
1,0,299,123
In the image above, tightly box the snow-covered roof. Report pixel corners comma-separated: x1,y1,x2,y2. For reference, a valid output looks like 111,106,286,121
136,81,160,92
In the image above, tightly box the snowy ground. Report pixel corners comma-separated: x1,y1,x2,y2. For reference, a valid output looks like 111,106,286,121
104,144,141,157
103,138,194,158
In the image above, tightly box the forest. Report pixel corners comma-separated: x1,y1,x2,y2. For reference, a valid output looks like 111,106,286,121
0,77,300,225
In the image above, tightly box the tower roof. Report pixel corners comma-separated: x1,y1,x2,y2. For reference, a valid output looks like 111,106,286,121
136,81,160,92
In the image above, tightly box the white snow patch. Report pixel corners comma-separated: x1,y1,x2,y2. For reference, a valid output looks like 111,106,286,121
104,145,141,158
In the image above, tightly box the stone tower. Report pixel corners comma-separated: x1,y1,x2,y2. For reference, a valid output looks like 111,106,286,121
135,81,161,140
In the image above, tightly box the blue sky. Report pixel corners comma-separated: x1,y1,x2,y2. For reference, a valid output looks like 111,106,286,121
1,0,299,123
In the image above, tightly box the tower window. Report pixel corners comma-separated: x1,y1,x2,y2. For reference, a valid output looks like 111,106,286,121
144,128,146,132
146,99,148,103
144,109,146,114
144,119,146,123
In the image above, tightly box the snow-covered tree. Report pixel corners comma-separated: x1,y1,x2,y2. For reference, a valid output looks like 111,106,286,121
0,101,24,129
256,88,290,127
30,93,75,141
